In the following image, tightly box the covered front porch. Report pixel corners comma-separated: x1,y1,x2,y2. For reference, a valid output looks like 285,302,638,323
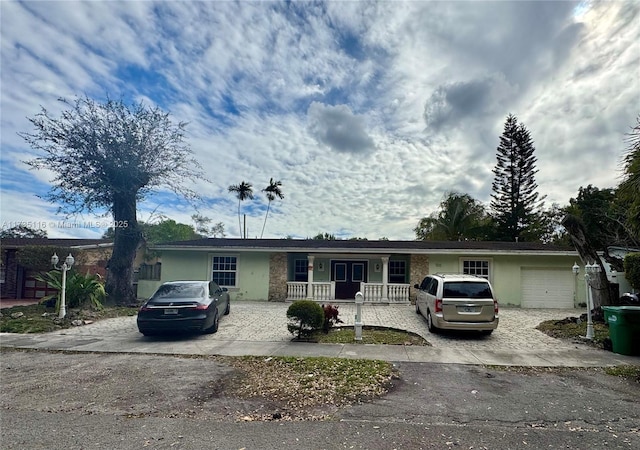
285,254,411,304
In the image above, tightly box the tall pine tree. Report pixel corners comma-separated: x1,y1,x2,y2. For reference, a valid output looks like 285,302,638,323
490,114,544,242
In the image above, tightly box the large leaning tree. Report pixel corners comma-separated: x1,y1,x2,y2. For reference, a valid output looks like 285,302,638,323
490,114,545,242
20,96,203,305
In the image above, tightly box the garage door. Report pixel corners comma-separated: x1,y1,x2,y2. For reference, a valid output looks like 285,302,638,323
521,268,574,308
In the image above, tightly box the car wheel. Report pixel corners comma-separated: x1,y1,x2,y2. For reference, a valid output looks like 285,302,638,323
415,301,420,315
204,311,219,334
224,300,230,316
140,330,156,337
426,311,438,334
481,330,493,336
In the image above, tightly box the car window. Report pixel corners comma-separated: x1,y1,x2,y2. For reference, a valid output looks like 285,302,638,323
420,277,430,290
153,284,205,299
427,279,438,296
443,282,492,299
209,281,220,295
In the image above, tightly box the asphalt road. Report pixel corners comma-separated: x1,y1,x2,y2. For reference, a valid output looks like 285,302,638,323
1,350,638,449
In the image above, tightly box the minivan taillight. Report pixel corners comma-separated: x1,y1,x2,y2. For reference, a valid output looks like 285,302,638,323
494,299,499,314
435,298,443,313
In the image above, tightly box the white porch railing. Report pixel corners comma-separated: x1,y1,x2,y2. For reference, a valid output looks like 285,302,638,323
287,282,308,301
286,281,410,303
361,283,410,303
312,282,333,301
287,282,334,301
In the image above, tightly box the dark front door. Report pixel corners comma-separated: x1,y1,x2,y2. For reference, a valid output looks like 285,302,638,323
332,260,367,300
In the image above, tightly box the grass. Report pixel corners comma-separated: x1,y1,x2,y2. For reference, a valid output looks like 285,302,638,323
604,365,640,382
218,355,396,419
536,318,610,349
0,303,138,333
313,325,429,346
486,364,640,383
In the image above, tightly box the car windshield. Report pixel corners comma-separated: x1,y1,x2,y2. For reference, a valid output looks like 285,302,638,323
152,284,205,299
443,282,492,299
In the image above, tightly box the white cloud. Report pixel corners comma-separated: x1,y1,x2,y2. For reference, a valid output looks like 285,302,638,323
307,102,375,154
1,0,638,241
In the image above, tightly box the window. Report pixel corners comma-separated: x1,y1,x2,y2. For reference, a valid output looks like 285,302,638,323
352,263,365,282
294,259,308,282
389,260,406,283
463,260,490,279
138,263,161,280
212,256,237,287
428,279,438,296
443,282,492,299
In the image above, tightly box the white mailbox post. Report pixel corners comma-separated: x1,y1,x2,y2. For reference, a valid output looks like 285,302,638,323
354,291,364,341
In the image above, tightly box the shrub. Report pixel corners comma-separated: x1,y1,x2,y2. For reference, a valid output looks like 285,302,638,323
286,300,324,339
624,253,640,290
322,304,344,334
35,270,106,313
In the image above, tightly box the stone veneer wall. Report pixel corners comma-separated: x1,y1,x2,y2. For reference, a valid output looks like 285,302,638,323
268,252,288,302
409,254,429,304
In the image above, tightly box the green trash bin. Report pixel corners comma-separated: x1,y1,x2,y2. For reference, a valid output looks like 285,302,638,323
602,306,640,356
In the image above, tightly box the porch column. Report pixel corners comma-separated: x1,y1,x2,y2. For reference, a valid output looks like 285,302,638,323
306,255,315,300
381,256,389,302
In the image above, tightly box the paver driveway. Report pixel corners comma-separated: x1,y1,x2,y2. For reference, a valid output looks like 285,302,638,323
54,302,585,352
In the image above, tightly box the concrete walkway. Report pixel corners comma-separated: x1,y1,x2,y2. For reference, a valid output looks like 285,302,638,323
1,302,638,367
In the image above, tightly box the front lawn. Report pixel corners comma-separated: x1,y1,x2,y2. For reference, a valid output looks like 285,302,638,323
536,317,609,349
313,325,430,346
0,303,138,333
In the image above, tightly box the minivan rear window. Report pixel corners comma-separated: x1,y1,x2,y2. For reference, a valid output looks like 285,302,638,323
443,282,492,299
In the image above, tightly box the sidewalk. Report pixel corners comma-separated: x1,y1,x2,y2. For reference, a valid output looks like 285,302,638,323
1,302,638,367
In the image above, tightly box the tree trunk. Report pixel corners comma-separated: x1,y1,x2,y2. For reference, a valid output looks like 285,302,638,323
562,215,614,308
105,193,141,306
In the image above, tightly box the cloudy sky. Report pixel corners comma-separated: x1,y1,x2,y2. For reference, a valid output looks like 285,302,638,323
1,1,638,240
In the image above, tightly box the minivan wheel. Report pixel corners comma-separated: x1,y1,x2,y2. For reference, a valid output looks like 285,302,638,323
427,311,438,334
415,301,420,314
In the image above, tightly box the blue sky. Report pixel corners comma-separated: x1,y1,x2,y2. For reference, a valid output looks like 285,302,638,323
1,0,638,240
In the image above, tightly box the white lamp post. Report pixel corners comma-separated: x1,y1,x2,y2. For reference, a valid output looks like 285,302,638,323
583,262,599,340
51,253,74,319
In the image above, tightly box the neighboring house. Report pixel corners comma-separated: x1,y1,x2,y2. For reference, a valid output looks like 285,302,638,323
144,238,595,308
0,238,147,300
605,246,640,295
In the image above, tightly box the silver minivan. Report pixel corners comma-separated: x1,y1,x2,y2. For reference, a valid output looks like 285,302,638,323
414,273,499,334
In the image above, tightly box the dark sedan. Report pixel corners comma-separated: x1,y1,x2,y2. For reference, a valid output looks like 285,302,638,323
137,281,230,336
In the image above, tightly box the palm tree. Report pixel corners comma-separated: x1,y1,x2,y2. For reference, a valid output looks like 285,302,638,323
415,192,491,241
228,181,254,238
260,178,284,238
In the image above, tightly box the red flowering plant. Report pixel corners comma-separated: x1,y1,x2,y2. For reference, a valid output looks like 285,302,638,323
321,303,343,334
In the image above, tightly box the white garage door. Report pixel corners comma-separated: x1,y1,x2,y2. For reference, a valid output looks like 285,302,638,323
521,268,574,308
